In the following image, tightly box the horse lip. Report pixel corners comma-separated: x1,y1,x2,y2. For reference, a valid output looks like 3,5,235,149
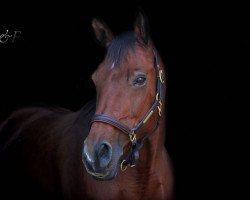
91,172,106,178
92,171,117,181
83,162,118,181
88,171,110,180
83,159,109,178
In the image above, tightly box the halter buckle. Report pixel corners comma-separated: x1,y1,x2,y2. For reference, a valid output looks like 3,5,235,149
157,100,163,116
156,93,163,116
159,70,164,84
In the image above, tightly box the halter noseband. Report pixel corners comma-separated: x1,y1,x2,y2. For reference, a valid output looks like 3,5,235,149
91,48,164,171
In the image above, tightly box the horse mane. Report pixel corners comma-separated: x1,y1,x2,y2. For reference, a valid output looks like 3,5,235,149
106,31,137,66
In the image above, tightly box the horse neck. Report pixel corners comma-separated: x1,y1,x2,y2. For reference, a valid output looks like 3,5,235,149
138,114,166,167
117,114,167,198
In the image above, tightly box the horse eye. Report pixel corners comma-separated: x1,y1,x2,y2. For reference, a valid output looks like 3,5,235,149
133,75,147,86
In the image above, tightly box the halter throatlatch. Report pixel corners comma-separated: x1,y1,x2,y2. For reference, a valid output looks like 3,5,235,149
91,48,164,171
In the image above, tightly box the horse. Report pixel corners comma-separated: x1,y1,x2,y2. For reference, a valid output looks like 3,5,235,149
0,12,174,200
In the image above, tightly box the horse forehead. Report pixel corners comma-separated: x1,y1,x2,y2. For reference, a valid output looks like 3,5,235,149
127,47,151,62
127,47,153,68
110,48,152,70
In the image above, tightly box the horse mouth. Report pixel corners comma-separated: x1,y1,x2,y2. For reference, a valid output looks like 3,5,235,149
82,156,119,181
85,166,118,181
88,170,117,181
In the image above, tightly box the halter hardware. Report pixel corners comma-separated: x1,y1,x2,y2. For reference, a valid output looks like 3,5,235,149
142,110,154,124
159,69,165,84
120,160,128,171
90,48,165,171
155,92,163,117
129,131,137,144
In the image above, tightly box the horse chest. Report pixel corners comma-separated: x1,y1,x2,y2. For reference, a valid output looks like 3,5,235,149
83,174,167,200
117,179,167,200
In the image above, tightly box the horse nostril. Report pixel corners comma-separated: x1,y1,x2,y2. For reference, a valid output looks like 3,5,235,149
96,141,112,169
83,144,93,164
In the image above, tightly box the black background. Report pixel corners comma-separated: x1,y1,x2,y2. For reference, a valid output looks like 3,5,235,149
0,1,249,199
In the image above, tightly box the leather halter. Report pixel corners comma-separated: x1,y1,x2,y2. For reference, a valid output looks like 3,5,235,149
91,48,164,171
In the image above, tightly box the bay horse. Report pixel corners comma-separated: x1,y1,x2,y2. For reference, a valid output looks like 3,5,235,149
0,13,173,199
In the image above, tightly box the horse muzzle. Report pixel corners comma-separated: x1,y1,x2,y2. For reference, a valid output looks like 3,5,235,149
82,140,122,180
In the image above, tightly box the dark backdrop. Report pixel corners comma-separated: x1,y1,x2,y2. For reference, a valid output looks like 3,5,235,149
0,1,248,199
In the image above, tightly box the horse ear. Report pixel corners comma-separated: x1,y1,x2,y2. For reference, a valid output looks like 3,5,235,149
92,18,113,47
134,11,150,45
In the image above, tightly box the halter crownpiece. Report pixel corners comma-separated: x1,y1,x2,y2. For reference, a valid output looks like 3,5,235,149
91,48,164,171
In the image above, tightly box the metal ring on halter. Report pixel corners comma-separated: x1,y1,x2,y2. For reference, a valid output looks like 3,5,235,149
120,160,128,171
